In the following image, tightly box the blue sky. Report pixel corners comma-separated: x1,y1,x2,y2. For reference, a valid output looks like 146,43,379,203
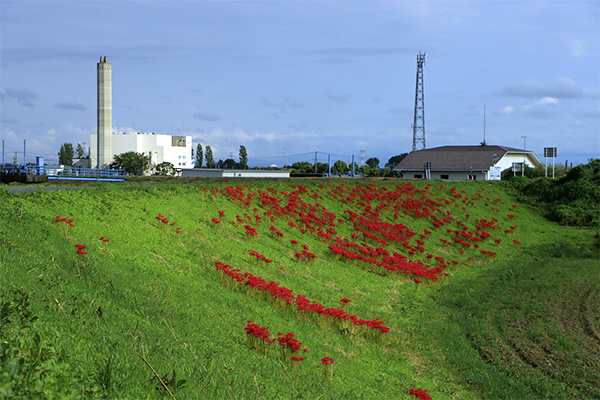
1,0,598,168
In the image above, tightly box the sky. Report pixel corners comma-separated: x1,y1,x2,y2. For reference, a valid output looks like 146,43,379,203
1,0,599,168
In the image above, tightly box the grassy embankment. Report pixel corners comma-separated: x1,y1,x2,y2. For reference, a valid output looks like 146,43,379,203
1,179,598,399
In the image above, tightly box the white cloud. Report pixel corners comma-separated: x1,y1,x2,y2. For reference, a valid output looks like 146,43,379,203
522,97,561,118
501,106,514,115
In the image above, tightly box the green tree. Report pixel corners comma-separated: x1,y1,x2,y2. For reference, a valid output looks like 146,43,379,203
222,159,236,169
109,152,149,175
332,160,349,174
385,153,408,169
366,157,380,169
315,162,329,174
349,162,359,175
75,143,85,159
58,143,74,166
195,144,203,168
238,145,248,169
205,146,215,168
155,161,175,176
291,161,313,174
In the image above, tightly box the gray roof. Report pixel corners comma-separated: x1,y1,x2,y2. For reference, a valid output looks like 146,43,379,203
394,145,527,171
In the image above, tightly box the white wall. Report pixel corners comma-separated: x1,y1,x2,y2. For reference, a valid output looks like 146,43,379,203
90,133,192,171
495,152,540,172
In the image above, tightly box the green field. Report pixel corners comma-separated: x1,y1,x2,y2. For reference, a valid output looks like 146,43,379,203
1,178,598,399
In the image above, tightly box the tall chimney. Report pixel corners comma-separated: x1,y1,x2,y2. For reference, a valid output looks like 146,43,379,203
97,56,112,168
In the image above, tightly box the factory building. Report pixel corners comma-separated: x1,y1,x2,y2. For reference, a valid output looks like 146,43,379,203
91,56,193,171
89,131,193,169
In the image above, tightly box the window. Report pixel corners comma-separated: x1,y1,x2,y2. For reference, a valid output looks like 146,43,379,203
414,174,422,179
441,174,449,179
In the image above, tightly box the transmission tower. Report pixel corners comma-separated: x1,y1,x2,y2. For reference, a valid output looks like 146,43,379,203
412,52,426,151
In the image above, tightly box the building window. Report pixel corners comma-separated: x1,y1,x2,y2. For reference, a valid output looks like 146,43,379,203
441,174,449,179
414,174,422,179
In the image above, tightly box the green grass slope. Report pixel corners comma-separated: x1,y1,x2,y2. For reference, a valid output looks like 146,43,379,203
1,180,598,399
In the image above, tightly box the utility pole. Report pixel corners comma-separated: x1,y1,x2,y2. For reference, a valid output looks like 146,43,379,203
412,52,426,152
521,136,528,177
314,151,318,174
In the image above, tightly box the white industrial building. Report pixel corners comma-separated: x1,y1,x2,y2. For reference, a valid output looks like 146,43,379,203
93,56,192,172
89,131,193,170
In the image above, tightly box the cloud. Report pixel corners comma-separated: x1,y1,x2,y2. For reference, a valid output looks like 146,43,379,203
193,112,221,122
522,97,560,118
326,92,351,102
1,88,38,107
0,117,18,124
54,102,87,111
497,77,589,99
500,106,514,115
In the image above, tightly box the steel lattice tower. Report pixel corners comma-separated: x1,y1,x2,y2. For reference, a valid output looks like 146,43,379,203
412,52,426,151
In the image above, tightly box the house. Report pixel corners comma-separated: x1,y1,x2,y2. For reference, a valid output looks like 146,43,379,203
394,145,543,180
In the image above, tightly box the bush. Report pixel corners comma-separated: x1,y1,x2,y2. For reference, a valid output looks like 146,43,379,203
508,159,599,227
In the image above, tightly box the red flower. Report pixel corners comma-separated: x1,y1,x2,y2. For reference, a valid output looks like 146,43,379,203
321,357,335,365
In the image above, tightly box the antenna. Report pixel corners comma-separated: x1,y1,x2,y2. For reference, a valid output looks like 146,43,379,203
412,52,426,151
481,104,487,146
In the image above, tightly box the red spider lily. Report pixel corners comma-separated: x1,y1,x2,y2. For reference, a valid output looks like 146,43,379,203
218,210,225,217
290,356,305,362
269,225,284,237
494,238,502,244
75,244,88,256
339,297,351,305
211,218,222,224
408,388,432,400
244,225,258,236
321,357,335,365
513,239,521,245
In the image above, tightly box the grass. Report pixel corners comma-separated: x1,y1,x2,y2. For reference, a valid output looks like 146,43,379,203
1,179,598,399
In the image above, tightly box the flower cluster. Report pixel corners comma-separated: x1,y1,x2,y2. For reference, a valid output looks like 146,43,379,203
408,388,432,400
74,244,87,255
55,215,75,227
217,262,389,336
248,250,273,264
244,321,308,362
269,225,284,237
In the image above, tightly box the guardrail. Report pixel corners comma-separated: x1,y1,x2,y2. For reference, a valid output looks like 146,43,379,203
2,166,126,181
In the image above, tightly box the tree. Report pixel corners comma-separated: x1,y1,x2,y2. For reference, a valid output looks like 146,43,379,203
332,160,349,174
222,159,236,169
155,161,175,176
109,151,148,175
76,143,85,159
58,143,74,166
348,162,359,175
385,153,408,169
238,145,248,169
291,161,313,174
195,144,203,168
205,146,215,168
366,157,380,169
315,162,329,174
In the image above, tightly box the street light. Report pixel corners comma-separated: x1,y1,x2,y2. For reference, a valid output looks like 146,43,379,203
521,136,528,176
